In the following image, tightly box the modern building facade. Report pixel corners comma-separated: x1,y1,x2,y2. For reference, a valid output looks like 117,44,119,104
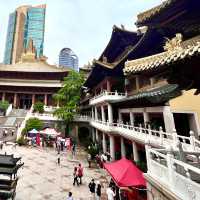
59,48,79,71
74,0,200,199
4,4,46,64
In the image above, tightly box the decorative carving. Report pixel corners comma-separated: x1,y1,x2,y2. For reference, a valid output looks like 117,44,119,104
164,33,183,51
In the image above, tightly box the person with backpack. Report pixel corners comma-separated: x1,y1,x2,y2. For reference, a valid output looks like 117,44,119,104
77,163,83,184
88,179,96,199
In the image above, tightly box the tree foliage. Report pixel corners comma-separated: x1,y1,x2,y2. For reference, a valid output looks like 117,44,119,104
23,117,44,134
0,100,9,111
53,70,84,123
33,102,44,113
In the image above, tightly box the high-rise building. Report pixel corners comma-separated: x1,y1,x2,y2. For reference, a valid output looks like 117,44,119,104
59,48,79,71
4,4,46,64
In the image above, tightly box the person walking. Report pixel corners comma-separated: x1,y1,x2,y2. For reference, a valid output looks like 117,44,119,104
96,181,101,200
87,153,92,168
73,167,79,186
88,179,96,199
57,152,61,165
72,143,76,158
66,192,74,200
77,163,83,184
106,186,115,200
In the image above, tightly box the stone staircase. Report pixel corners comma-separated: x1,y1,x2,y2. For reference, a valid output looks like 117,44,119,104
0,109,28,142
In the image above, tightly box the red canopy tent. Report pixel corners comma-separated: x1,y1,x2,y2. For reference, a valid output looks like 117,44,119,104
104,157,146,187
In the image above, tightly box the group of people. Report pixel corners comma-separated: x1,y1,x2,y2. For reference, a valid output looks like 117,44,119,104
88,179,101,200
2,129,15,137
73,163,83,186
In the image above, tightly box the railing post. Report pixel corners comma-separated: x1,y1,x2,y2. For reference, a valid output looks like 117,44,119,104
166,146,175,191
145,139,151,173
159,127,163,145
139,124,142,134
189,130,196,151
172,128,178,148
115,90,118,96
148,124,152,137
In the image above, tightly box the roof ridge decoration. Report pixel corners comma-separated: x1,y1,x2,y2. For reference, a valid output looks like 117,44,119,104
124,33,200,75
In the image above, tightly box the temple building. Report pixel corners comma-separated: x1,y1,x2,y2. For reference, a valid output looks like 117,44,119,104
0,39,68,109
75,0,200,199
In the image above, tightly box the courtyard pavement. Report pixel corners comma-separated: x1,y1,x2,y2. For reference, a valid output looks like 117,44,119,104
2,145,109,200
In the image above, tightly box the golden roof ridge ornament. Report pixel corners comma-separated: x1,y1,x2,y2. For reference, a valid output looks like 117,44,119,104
164,33,183,51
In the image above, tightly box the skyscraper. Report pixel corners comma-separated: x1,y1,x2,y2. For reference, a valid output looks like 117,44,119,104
4,5,46,64
59,48,79,71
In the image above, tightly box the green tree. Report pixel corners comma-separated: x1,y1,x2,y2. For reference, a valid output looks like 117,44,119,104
23,117,44,135
33,102,44,113
53,70,84,135
0,100,9,112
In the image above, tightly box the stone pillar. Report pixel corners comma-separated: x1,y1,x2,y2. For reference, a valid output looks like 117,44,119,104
101,106,106,122
13,93,17,108
108,103,113,124
2,93,5,101
163,106,175,133
32,94,35,105
132,141,139,162
130,112,135,126
92,128,95,142
120,137,126,157
102,132,106,153
107,80,111,92
109,135,115,161
95,129,99,142
136,76,139,91
95,107,98,120
143,112,150,127
91,107,94,120
44,94,48,106
118,111,122,123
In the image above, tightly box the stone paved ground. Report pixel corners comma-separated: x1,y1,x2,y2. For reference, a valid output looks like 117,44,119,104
3,145,109,200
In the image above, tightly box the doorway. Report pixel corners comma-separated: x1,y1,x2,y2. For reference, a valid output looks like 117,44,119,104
19,94,32,109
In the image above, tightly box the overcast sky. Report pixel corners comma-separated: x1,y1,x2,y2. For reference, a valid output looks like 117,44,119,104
0,0,163,67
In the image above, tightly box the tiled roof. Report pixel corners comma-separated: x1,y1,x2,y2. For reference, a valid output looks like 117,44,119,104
137,0,176,25
124,34,200,75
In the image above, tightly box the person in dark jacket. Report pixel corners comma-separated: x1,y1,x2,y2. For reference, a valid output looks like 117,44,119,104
96,181,101,200
88,179,96,199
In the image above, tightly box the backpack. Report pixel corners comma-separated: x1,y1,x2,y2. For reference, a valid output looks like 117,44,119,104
78,167,83,176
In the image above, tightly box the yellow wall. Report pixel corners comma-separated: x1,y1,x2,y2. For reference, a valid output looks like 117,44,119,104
169,89,200,124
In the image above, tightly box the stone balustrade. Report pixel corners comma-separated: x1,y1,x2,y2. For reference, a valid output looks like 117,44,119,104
75,115,200,152
146,146,200,200
89,90,127,105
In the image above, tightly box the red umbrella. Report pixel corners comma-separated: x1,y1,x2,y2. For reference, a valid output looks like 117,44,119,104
104,157,146,187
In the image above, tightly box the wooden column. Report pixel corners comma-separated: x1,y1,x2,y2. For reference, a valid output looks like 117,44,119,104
44,94,48,106
14,93,17,108
32,94,36,105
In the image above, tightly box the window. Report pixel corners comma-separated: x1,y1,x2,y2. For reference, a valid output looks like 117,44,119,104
139,76,150,88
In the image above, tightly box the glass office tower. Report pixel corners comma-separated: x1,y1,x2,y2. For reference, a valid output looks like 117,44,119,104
59,48,79,71
4,5,46,64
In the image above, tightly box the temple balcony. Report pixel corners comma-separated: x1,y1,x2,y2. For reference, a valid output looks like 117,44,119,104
145,147,200,200
75,115,200,152
89,91,127,105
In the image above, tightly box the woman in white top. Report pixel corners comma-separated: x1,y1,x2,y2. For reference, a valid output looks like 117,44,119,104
106,186,115,200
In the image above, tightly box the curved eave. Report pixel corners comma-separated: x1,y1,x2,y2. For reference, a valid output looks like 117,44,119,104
136,0,179,27
99,25,141,63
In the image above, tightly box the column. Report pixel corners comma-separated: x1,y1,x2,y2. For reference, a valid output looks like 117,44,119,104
107,80,111,92
95,129,99,142
102,132,106,153
109,135,115,161
130,112,135,126
92,128,95,142
101,105,106,122
32,94,35,105
2,92,5,101
143,112,150,127
107,103,113,124
91,107,94,120
13,93,17,108
95,106,98,120
118,111,122,123
136,76,139,91
120,137,126,157
163,106,175,133
44,94,48,106
132,141,139,162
